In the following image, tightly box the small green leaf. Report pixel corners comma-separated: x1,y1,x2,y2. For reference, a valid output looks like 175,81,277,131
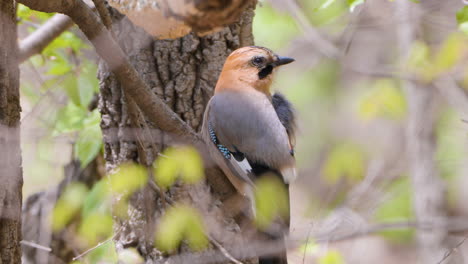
357,79,407,120
374,177,414,243
348,0,364,12
319,250,345,264
81,180,111,219
74,110,102,168
118,248,144,264
153,146,204,189
53,102,88,135
155,205,208,252
78,212,113,245
109,163,148,195
323,143,365,183
457,6,468,26
433,33,466,73
52,183,89,231
254,176,289,229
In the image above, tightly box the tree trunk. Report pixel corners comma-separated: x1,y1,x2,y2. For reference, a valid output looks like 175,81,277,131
98,4,256,262
396,1,455,263
0,1,23,263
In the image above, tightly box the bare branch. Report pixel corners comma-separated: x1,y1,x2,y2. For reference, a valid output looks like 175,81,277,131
19,14,74,63
20,240,52,252
438,236,468,264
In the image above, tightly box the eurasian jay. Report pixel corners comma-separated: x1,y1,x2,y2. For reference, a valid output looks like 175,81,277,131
202,46,297,264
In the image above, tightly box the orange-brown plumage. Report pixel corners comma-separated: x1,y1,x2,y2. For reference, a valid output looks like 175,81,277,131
215,46,285,95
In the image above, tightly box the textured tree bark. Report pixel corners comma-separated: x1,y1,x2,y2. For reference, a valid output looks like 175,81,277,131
97,4,256,263
0,1,23,263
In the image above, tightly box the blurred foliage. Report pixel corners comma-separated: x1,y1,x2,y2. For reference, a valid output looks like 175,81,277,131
318,250,345,264
253,3,299,50
153,146,204,189
407,33,467,82
374,177,415,243
52,183,89,231
254,176,289,229
357,79,407,121
323,142,366,184
155,204,208,252
118,248,145,264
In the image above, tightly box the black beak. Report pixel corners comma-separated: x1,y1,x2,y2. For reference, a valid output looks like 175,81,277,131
273,56,295,67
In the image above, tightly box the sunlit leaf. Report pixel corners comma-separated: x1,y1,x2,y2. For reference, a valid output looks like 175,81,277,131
319,250,345,264
86,240,118,264
74,110,102,168
432,33,466,73
78,212,113,245
348,0,364,12
109,163,148,194
254,176,289,229
155,204,208,252
53,102,88,135
357,79,407,120
323,142,365,184
78,62,99,107
153,146,204,189
457,6,468,33
118,248,144,264
82,180,111,219
374,177,414,243
52,183,89,231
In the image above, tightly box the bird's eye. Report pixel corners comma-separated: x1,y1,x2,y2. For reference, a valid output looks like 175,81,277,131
252,56,265,66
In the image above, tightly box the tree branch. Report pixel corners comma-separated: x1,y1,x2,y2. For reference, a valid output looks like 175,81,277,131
19,14,74,63
19,0,200,143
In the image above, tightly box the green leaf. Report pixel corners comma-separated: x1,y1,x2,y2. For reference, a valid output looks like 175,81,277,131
254,176,289,229
348,0,364,12
155,205,208,252
53,102,88,135
81,180,111,219
433,33,466,73
319,250,345,264
86,240,118,264
457,6,468,26
74,110,102,168
52,183,89,231
374,177,414,243
118,248,144,264
78,62,99,107
109,163,148,195
323,143,365,183
153,146,204,189
78,212,113,245
357,79,407,121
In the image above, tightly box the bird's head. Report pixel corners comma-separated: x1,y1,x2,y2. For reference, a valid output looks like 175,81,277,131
215,46,294,94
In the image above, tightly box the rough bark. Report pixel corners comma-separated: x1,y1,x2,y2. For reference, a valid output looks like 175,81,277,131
97,3,256,263
0,1,22,263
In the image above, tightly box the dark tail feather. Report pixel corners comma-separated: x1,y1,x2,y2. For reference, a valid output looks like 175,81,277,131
258,236,288,264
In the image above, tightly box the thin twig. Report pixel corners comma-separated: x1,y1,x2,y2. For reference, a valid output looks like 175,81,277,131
209,236,244,264
20,240,52,252
72,229,120,261
437,236,468,264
